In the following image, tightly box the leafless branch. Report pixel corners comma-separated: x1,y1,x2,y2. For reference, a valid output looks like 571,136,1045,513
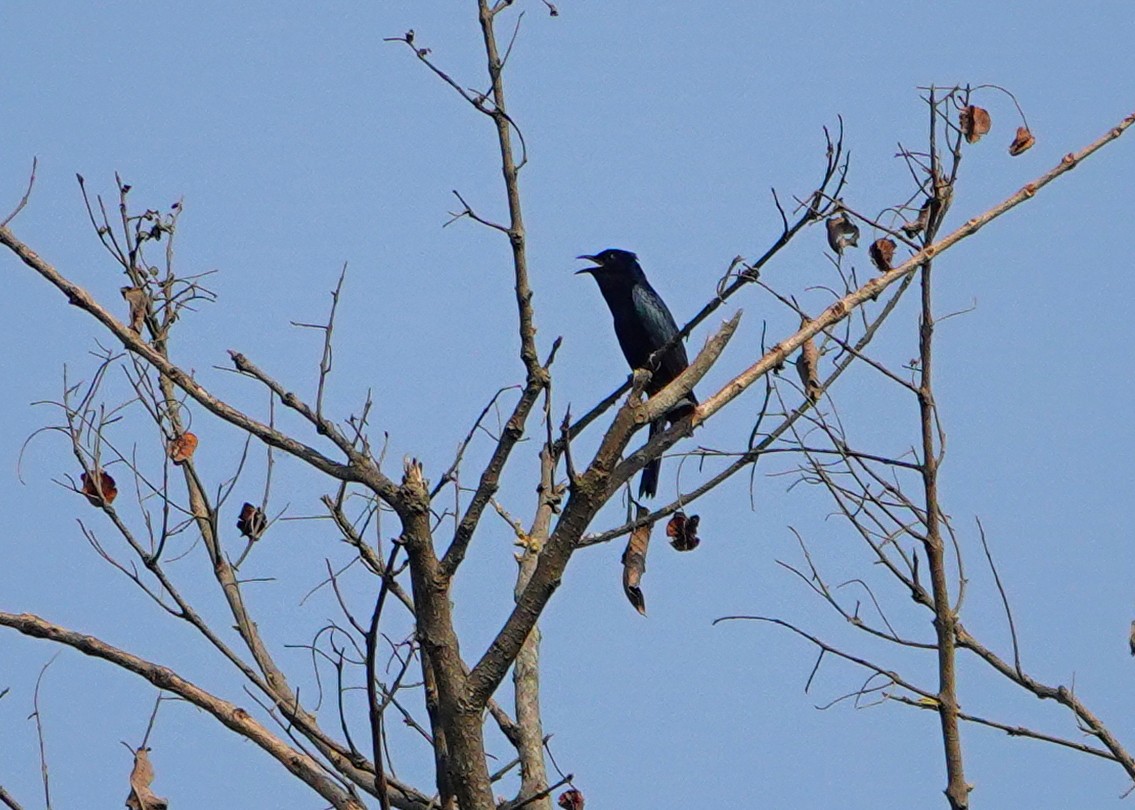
0,786,27,810
0,612,371,810
1,156,36,227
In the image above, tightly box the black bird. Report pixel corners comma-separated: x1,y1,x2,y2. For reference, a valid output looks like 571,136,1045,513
577,248,696,497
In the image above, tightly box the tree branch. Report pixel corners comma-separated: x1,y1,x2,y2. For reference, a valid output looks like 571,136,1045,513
0,223,403,508
0,612,367,810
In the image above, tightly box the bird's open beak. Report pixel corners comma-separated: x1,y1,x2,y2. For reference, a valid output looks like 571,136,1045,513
575,254,599,274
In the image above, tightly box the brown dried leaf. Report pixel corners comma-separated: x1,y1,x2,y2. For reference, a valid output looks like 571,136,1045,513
960,105,991,143
666,511,700,552
621,512,652,615
1009,126,1036,156
901,198,934,238
237,502,267,541
121,286,146,333
167,431,198,465
558,788,585,810
869,238,896,272
125,747,168,810
80,470,117,506
795,320,821,404
825,211,860,255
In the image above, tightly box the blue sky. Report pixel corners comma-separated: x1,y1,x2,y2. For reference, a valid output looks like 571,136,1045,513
3,2,1135,808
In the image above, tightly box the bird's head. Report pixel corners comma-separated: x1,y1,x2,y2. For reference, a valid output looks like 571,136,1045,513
575,248,642,279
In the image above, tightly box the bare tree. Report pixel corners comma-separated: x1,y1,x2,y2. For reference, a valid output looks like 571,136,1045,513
2,5,1134,809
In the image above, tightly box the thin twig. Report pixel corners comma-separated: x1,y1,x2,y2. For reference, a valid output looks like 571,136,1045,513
1,156,37,227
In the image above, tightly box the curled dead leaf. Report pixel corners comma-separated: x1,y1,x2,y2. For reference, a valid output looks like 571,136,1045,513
795,321,821,404
125,747,168,810
959,105,991,143
825,211,860,255
558,788,585,809
1009,126,1036,156
901,198,934,238
869,238,896,272
80,470,117,506
621,512,652,615
121,286,146,333
167,432,198,465
237,502,267,541
666,511,700,552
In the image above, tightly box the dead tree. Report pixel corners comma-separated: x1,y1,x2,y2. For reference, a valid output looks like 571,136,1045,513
1,5,1133,809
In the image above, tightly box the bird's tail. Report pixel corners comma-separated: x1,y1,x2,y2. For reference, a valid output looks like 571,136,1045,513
638,417,665,498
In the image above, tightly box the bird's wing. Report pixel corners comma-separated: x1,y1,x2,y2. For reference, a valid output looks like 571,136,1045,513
632,282,695,408
631,283,682,349
632,283,690,374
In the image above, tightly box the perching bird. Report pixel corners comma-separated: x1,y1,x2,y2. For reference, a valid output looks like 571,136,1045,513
577,248,696,497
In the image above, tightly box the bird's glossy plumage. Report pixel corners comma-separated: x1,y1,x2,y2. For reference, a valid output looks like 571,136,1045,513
577,248,695,497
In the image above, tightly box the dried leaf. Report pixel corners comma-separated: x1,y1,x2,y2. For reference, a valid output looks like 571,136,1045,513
621,511,652,615
959,105,991,143
237,502,267,541
1008,126,1035,156
666,511,700,552
795,320,821,404
1129,620,1135,657
869,238,896,272
125,747,168,810
901,198,934,238
825,211,860,255
80,470,117,506
167,432,198,465
121,286,146,333
558,788,585,810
